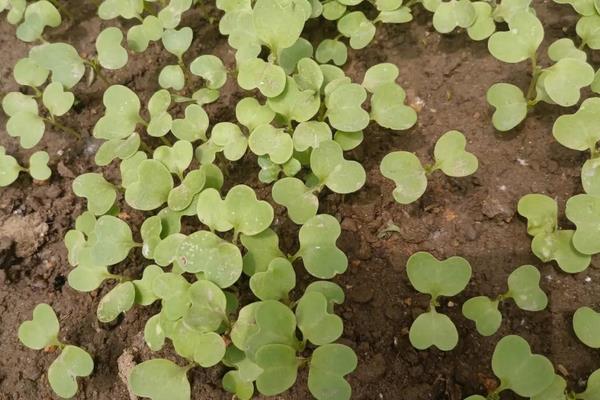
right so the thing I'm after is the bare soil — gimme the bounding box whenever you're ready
[0,2,598,399]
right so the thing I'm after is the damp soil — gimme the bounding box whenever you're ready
[1,2,599,399]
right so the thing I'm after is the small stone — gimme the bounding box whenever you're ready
[349,283,374,304]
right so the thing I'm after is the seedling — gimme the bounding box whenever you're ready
[406,251,472,351]
[462,265,547,336]
[518,193,591,273]
[0,146,51,186]
[380,130,478,204]
[573,306,600,348]
[18,304,94,399]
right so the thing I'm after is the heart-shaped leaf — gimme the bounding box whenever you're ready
[488,11,543,63]
[308,344,357,400]
[296,291,343,345]
[573,306,600,348]
[127,15,163,52]
[553,97,600,154]
[97,0,143,19]
[168,169,206,211]
[315,39,348,66]
[409,309,459,351]
[297,214,347,279]
[380,151,428,204]
[467,2,495,41]
[133,265,164,306]
[531,230,591,273]
[153,140,193,177]
[255,344,299,396]
[267,77,321,123]
[548,38,587,62]
[97,281,136,323]
[433,130,479,177]
[486,83,528,131]
[272,177,319,224]
[240,228,284,275]
[190,54,227,89]
[13,57,48,87]
[252,0,306,52]
[582,157,600,195]
[543,58,594,107]
[196,185,274,236]
[406,251,472,299]
[3,92,44,149]
[248,124,293,164]
[87,215,136,266]
[129,359,191,400]
[28,150,51,180]
[16,0,61,42]
[158,64,185,91]
[125,159,174,211]
[326,83,369,132]
[362,63,399,93]
[310,140,366,194]
[279,37,314,73]
[294,58,324,92]
[531,375,568,400]
[293,121,332,151]
[172,104,209,142]
[236,97,275,132]
[222,370,254,400]
[491,335,555,397]
[432,0,476,34]
[95,133,140,166]
[506,265,547,311]
[250,257,295,301]
[337,11,376,49]
[517,193,558,236]
[93,85,141,140]
[162,27,193,59]
[47,345,94,399]
[370,83,418,131]
[462,296,502,336]
[238,58,287,98]
[18,303,60,350]
[577,15,600,49]
[566,194,600,255]
[29,42,85,89]
[243,300,299,357]
[96,27,128,69]
[72,173,116,216]
[0,146,23,186]
[68,265,111,293]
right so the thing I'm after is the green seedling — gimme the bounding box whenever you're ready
[380,130,478,204]
[462,265,547,336]
[95,27,128,69]
[573,306,600,349]
[18,304,94,399]
[553,97,600,158]
[518,194,591,273]
[566,194,600,256]
[15,0,61,42]
[406,251,472,351]
[0,146,51,185]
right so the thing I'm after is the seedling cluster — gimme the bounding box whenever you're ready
[2,0,600,399]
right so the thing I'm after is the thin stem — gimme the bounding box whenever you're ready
[160,136,173,146]
[45,118,81,139]
[139,140,153,154]
[525,55,541,103]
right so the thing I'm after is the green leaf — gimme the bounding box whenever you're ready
[5,108,44,149]
[492,0,532,22]
[16,0,61,42]
[337,11,376,49]
[168,169,206,211]
[467,2,495,40]
[153,140,193,177]
[488,11,543,63]
[125,159,174,211]
[296,291,343,345]
[190,54,227,89]
[272,177,319,224]
[184,279,227,332]
[326,83,370,132]
[0,147,22,187]
[98,0,143,19]
[577,15,600,49]
[68,265,111,293]
[161,27,193,59]
[127,15,163,52]
[362,63,399,93]
[172,104,209,142]
[553,97,600,153]
[243,300,299,357]
[177,231,243,288]
[252,0,307,52]
[158,0,193,28]
[222,371,254,400]
[18,303,59,350]
[133,265,164,306]
[129,359,191,400]
[308,344,357,400]
[293,121,332,151]
[370,83,417,131]
[248,124,294,164]
[334,130,363,151]
[267,76,321,123]
[87,215,136,266]
[432,0,476,34]
[255,344,299,396]
[506,265,547,311]
[531,230,591,273]
[196,185,274,236]
[517,193,558,236]
[47,345,94,399]
[322,1,346,20]
[579,369,600,399]
[28,150,51,180]
[310,140,366,194]
[543,58,594,107]
[13,57,48,87]
[97,281,136,323]
[548,38,587,62]
[238,58,286,98]
[433,130,478,177]
[491,335,555,397]
[462,296,502,336]
[240,228,284,275]
[531,375,568,400]
[120,151,147,188]
[95,133,141,166]
[158,64,185,91]
[93,85,141,140]
[409,310,459,351]
[566,194,600,255]
[250,257,295,301]
[279,37,314,74]
[486,83,528,131]
[406,251,472,299]
[72,173,116,216]
[573,306,600,348]
[29,42,85,89]
[294,57,324,92]
[582,157,600,195]
[96,27,128,69]
[297,214,347,279]
[315,39,348,66]
[380,151,427,204]
[42,82,73,116]
[236,97,275,131]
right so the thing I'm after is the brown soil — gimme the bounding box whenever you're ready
[1,2,598,400]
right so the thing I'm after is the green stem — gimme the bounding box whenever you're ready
[139,140,153,153]
[45,118,81,139]
[525,55,542,103]
[160,136,173,146]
